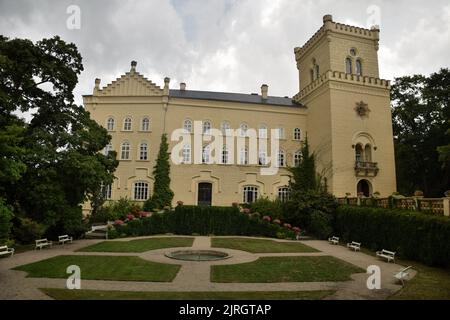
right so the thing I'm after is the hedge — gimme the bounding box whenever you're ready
[334,206,450,267]
[114,205,285,238]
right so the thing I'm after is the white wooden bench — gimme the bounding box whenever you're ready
[0,245,14,257]
[328,236,339,245]
[394,266,413,285]
[376,249,396,263]
[35,238,53,250]
[346,241,361,252]
[58,235,73,245]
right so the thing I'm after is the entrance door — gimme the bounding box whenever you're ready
[198,183,212,206]
[357,180,371,197]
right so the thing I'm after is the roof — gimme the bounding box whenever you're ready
[169,89,303,107]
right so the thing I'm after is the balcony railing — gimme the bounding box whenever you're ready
[355,161,379,177]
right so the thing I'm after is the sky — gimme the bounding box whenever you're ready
[1,0,449,107]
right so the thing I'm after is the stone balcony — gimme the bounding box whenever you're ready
[355,161,379,177]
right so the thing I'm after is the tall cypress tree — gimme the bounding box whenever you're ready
[289,135,317,192]
[144,134,174,210]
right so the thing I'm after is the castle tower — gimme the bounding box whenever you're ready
[294,15,396,197]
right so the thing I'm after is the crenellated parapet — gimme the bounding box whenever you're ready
[294,15,380,60]
[293,70,390,102]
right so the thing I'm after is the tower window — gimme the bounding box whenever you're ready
[346,58,353,74]
[356,59,363,76]
[315,64,320,79]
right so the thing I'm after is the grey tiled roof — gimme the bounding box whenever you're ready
[169,89,303,107]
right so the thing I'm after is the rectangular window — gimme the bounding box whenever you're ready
[134,182,149,200]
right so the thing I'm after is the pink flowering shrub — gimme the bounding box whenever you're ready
[263,216,272,222]
[126,214,135,221]
[283,223,292,229]
[114,220,124,226]
[292,227,301,234]
[139,211,151,218]
[273,219,281,225]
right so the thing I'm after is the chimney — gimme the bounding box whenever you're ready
[130,60,137,72]
[164,77,170,95]
[180,82,186,91]
[94,78,101,95]
[261,84,268,100]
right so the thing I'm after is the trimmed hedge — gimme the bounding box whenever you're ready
[334,206,450,267]
[115,206,284,238]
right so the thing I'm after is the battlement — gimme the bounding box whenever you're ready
[293,70,390,101]
[294,15,380,59]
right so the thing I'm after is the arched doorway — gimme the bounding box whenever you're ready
[357,180,372,197]
[198,183,212,206]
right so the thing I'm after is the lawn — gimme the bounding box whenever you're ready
[211,256,364,283]
[78,237,194,253]
[14,255,180,282]
[211,237,318,253]
[41,288,335,300]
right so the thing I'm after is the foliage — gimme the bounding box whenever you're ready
[249,197,283,219]
[12,218,47,244]
[391,69,450,197]
[0,35,118,237]
[0,198,14,242]
[309,210,333,240]
[144,134,174,210]
[289,135,317,192]
[114,206,286,238]
[333,206,450,267]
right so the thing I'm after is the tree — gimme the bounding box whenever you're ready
[0,35,118,237]
[144,134,174,210]
[289,135,317,192]
[391,69,450,197]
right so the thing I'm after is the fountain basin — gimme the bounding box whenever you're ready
[165,250,231,261]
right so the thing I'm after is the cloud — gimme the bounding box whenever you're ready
[1,0,449,110]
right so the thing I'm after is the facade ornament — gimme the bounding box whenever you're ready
[355,101,370,118]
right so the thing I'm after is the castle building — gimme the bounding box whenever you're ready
[83,15,396,208]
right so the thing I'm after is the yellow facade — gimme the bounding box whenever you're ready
[83,15,396,208]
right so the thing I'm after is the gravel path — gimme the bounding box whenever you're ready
[0,236,415,300]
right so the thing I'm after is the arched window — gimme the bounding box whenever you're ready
[293,128,301,141]
[356,59,363,76]
[239,147,249,165]
[315,64,320,79]
[184,119,193,133]
[104,143,113,156]
[278,149,285,167]
[310,69,314,82]
[294,150,302,167]
[364,144,372,162]
[182,144,191,164]
[202,145,211,164]
[346,58,353,74]
[240,123,248,137]
[203,121,211,135]
[278,187,290,202]
[123,117,132,131]
[259,124,268,139]
[141,118,150,131]
[107,118,115,131]
[355,144,363,163]
[243,186,259,203]
[139,143,148,161]
[134,182,149,200]
[221,121,231,136]
[222,145,229,164]
[121,142,130,160]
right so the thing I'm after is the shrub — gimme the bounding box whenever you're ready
[249,197,283,219]
[110,198,137,219]
[0,199,14,243]
[334,206,450,267]
[309,210,333,240]
[12,218,47,244]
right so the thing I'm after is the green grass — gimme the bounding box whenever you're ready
[78,237,194,253]
[14,255,180,282]
[41,288,335,300]
[211,237,318,253]
[211,256,364,283]
[389,261,450,300]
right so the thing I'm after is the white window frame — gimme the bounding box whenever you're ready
[139,142,148,161]
[121,142,131,160]
[278,149,285,167]
[259,125,268,139]
[203,120,212,135]
[221,145,229,164]
[243,186,259,204]
[104,143,113,156]
[202,145,211,164]
[184,119,193,133]
[278,187,290,202]
[106,117,115,131]
[294,150,302,167]
[134,182,149,200]
[239,147,249,165]
[141,117,150,131]
[182,144,191,164]
[240,123,248,137]
[123,117,132,131]
[221,121,231,136]
[293,128,301,141]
